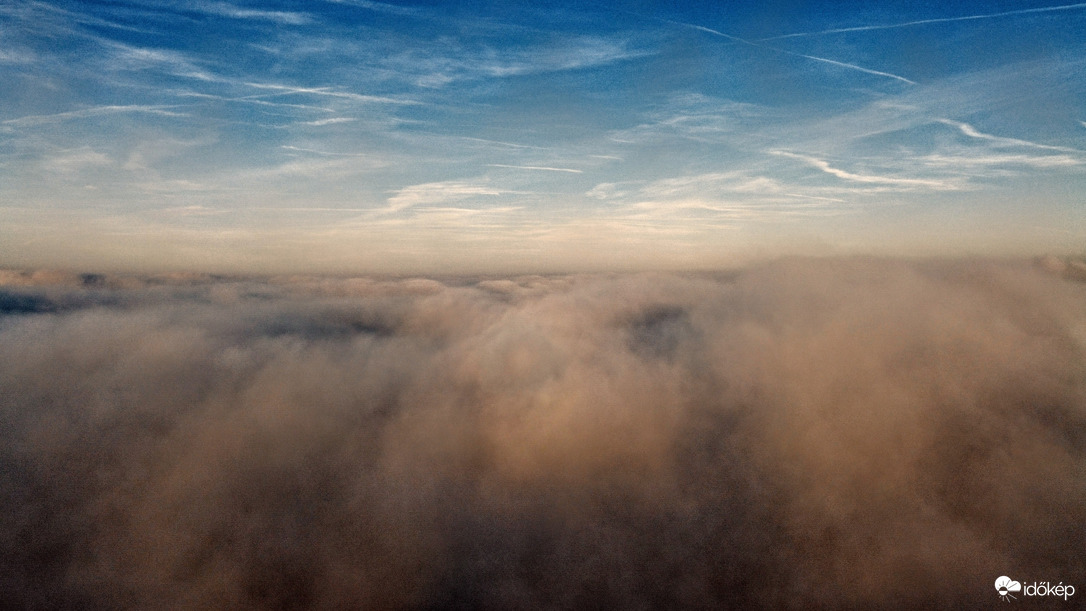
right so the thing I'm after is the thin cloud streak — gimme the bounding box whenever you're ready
[761,2,1086,40]
[663,19,915,84]
[2,105,188,128]
[920,153,1082,169]
[939,119,1084,153]
[772,151,956,189]
[461,137,550,150]
[280,145,369,157]
[192,2,312,25]
[385,180,511,212]
[783,51,916,85]
[241,82,420,105]
[299,117,358,126]
[487,164,584,173]
[320,0,427,17]
[395,36,651,88]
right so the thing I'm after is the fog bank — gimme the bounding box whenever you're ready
[1,258,1084,609]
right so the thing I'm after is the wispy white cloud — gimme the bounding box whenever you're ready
[386,180,510,212]
[508,37,649,74]
[319,0,425,17]
[782,193,849,203]
[0,47,36,64]
[487,164,583,174]
[280,145,368,157]
[662,18,915,84]
[3,0,160,36]
[637,172,747,198]
[134,179,219,194]
[122,136,215,173]
[87,37,418,110]
[591,171,857,224]
[410,206,524,220]
[299,117,358,126]
[460,137,549,150]
[623,197,850,223]
[771,151,957,189]
[780,51,915,85]
[761,3,1086,41]
[243,206,372,213]
[586,182,634,200]
[3,105,187,128]
[238,155,389,181]
[919,153,1082,169]
[191,2,312,25]
[40,147,113,174]
[105,42,217,81]
[158,204,225,217]
[938,119,1083,153]
[607,94,769,145]
[176,91,335,113]
[241,82,419,105]
[392,36,650,88]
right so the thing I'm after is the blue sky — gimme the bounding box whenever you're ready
[1,0,1084,273]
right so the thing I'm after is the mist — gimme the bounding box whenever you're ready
[1,258,1084,609]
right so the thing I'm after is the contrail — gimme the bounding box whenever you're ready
[760,2,1086,41]
[781,50,915,85]
[665,19,915,85]
[600,6,914,85]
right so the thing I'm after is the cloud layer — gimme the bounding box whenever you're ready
[1,258,1084,608]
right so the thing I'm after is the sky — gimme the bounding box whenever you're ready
[1,0,1084,274]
